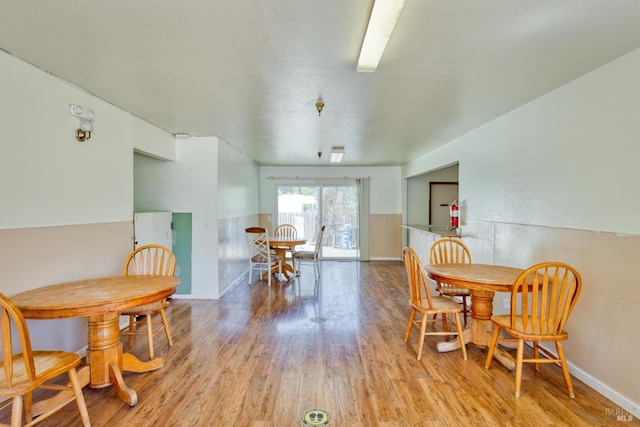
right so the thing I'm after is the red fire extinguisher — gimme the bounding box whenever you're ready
[450,200,459,228]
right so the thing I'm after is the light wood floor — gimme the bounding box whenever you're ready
[3,260,637,426]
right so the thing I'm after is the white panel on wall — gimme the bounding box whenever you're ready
[134,212,172,248]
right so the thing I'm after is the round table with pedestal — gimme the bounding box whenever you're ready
[425,263,524,370]
[11,275,179,407]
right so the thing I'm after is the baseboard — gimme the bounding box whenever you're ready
[533,343,639,417]
[369,257,402,261]
[568,361,639,418]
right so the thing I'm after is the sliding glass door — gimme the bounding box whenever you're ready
[276,184,359,259]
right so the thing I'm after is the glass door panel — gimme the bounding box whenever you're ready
[276,184,358,259]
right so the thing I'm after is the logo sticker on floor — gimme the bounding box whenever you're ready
[301,408,331,426]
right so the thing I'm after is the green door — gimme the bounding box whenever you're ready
[172,213,192,295]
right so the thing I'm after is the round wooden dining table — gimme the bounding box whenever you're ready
[425,263,524,370]
[269,236,307,279]
[11,275,179,407]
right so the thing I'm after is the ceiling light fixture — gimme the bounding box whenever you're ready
[357,0,407,72]
[69,104,95,142]
[330,147,345,163]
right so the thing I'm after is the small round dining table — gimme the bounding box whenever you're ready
[268,236,307,279]
[11,275,179,407]
[424,263,524,370]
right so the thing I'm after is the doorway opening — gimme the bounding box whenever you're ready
[429,182,459,226]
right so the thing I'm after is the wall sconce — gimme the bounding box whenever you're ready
[316,100,324,116]
[330,146,344,163]
[69,104,95,142]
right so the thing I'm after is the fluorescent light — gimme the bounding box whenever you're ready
[357,0,407,72]
[330,147,345,163]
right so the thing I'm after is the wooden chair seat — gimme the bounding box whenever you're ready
[120,300,166,316]
[250,254,281,264]
[410,295,466,314]
[0,292,91,426]
[292,251,315,260]
[0,352,82,396]
[438,286,471,296]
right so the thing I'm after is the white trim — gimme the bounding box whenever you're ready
[568,361,639,418]
[532,343,640,417]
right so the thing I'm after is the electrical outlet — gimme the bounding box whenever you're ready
[502,298,510,309]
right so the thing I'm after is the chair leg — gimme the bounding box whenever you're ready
[313,259,319,279]
[485,325,501,369]
[128,315,135,345]
[23,391,32,423]
[146,315,155,359]
[556,341,575,398]
[462,296,468,326]
[404,308,416,342]
[160,307,173,346]
[453,312,467,360]
[68,367,91,426]
[533,341,540,371]
[416,313,428,361]
[11,396,22,427]
[248,265,253,285]
[441,312,448,334]
[514,338,525,398]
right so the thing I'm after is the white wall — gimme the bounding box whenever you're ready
[403,48,640,416]
[0,50,173,229]
[217,138,260,295]
[406,49,640,235]
[134,137,218,298]
[0,49,176,353]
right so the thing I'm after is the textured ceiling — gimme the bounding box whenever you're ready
[1,1,640,166]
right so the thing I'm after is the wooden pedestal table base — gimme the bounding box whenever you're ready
[425,263,525,371]
[85,312,164,406]
[268,237,307,280]
[435,290,515,370]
